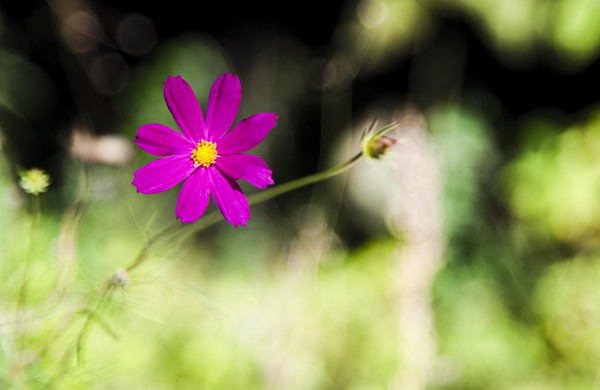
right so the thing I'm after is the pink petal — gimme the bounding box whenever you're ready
[216,154,274,189]
[176,169,210,223]
[132,155,194,194]
[218,113,278,154]
[135,123,195,156]
[164,75,206,142]
[205,73,241,141]
[208,167,250,227]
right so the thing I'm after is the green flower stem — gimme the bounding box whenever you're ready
[74,282,116,364]
[125,150,364,272]
[50,281,116,386]
[247,151,363,206]
[67,148,368,375]
[17,195,42,311]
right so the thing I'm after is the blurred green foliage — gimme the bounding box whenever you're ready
[505,109,600,244]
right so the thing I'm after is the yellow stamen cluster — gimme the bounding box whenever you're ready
[191,140,218,167]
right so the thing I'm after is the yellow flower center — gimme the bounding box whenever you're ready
[191,140,218,167]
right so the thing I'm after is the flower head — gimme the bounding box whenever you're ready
[19,168,51,195]
[132,74,277,227]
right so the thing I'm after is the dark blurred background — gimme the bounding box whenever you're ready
[3,0,600,180]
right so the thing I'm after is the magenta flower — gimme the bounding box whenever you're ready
[132,73,277,227]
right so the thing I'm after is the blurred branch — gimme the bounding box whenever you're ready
[389,109,444,390]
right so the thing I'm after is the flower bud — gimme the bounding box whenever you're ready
[363,134,397,159]
[360,119,398,159]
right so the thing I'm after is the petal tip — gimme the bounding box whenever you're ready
[177,214,197,224]
[164,74,187,90]
[166,74,181,82]
[229,217,248,228]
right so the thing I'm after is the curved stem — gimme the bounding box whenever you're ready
[74,282,116,364]
[125,151,364,272]
[247,151,363,205]
[125,223,181,272]
[66,149,365,377]
[17,196,41,311]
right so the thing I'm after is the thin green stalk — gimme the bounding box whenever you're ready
[46,281,116,388]
[125,150,364,272]
[17,195,41,311]
[124,223,182,272]
[74,282,116,364]
[247,151,363,205]
[65,148,366,377]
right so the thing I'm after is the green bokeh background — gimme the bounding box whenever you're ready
[2,0,600,388]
